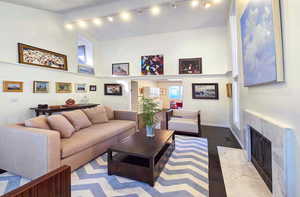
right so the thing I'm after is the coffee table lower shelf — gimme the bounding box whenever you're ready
[108,140,175,186]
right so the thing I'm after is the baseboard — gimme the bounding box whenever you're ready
[202,123,230,128]
[229,126,244,149]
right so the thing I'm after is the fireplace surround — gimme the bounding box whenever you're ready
[244,110,293,197]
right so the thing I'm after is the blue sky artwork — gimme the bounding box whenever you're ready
[241,0,277,86]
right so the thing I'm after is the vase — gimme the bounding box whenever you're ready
[146,125,155,137]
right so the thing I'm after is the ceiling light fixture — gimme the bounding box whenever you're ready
[93,18,102,26]
[150,5,161,16]
[191,0,200,8]
[65,24,73,30]
[213,0,222,4]
[120,11,131,21]
[77,20,87,29]
[204,2,212,8]
[107,16,114,22]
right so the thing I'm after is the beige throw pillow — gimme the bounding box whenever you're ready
[48,115,75,138]
[25,115,50,130]
[104,106,114,120]
[83,106,108,124]
[62,110,92,131]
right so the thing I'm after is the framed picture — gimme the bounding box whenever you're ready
[240,0,284,86]
[179,58,202,74]
[56,82,72,93]
[18,43,68,71]
[226,83,232,98]
[75,84,87,93]
[112,63,129,76]
[33,81,49,93]
[104,84,122,96]
[3,81,23,92]
[89,85,97,92]
[192,83,219,100]
[141,55,164,75]
[78,65,95,75]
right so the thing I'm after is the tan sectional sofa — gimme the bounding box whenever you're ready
[0,109,137,179]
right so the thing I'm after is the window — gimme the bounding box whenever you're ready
[77,35,93,67]
[168,86,183,100]
[78,45,87,65]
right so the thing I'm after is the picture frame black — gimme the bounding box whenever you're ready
[89,85,97,92]
[104,84,122,96]
[179,58,202,74]
[112,63,129,76]
[192,83,219,100]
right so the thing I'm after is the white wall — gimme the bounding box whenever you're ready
[96,26,230,76]
[96,27,231,127]
[231,0,299,196]
[0,2,101,125]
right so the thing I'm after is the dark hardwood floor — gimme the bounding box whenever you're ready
[200,125,242,197]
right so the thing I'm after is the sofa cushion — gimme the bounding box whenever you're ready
[62,110,92,131]
[61,120,136,158]
[48,115,75,138]
[25,115,50,130]
[83,106,108,124]
[104,106,114,120]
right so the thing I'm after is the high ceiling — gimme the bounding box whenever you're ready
[2,0,230,41]
[0,0,121,12]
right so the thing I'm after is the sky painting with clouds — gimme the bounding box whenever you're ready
[240,0,277,86]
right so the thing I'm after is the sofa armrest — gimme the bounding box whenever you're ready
[0,125,61,179]
[114,111,138,122]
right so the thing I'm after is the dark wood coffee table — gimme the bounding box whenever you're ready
[107,129,175,186]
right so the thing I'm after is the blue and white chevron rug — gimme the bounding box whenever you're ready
[0,135,209,197]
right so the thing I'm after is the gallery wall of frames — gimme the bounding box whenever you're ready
[2,80,97,94]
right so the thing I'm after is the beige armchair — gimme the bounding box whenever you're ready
[166,109,201,137]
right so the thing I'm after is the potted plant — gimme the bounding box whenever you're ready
[141,96,160,137]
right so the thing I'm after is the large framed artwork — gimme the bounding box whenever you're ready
[141,55,164,75]
[112,63,129,76]
[192,83,219,100]
[18,43,68,71]
[240,0,284,86]
[56,82,72,93]
[179,58,202,74]
[104,84,122,96]
[3,81,23,92]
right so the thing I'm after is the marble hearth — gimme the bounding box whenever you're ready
[244,110,293,197]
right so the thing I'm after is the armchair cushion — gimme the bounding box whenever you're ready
[168,118,198,133]
[173,109,198,119]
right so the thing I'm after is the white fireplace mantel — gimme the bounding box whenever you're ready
[244,109,293,197]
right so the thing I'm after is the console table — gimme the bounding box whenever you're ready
[30,103,99,116]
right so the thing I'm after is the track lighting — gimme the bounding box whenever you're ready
[150,6,161,16]
[120,11,131,21]
[93,18,102,26]
[191,0,200,8]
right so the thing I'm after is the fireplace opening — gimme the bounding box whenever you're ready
[250,127,272,192]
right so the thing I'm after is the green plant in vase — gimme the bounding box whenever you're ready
[141,96,160,137]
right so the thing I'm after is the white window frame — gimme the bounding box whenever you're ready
[230,0,241,129]
[77,35,94,67]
